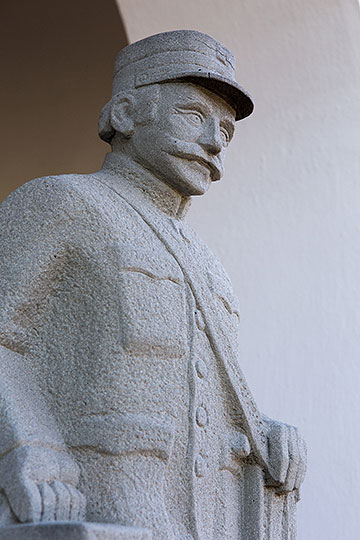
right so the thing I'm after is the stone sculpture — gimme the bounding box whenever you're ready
[0,30,306,539]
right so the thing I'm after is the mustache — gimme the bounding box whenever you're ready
[167,142,223,181]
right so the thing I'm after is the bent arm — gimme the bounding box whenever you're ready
[0,178,90,523]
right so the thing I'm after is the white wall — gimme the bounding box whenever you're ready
[117,1,360,538]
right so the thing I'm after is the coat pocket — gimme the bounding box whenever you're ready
[68,413,175,461]
[118,269,187,357]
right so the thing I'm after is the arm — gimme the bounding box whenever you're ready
[0,178,87,524]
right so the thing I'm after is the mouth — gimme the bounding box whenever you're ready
[190,156,221,181]
[172,152,222,181]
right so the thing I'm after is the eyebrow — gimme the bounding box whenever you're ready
[174,99,211,116]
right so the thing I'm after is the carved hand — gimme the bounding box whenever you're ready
[263,417,307,494]
[0,445,86,523]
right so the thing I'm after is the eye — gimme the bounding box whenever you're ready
[185,110,203,126]
[175,107,204,126]
[220,128,230,146]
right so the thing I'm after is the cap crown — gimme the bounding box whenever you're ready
[98,30,254,142]
[112,30,236,94]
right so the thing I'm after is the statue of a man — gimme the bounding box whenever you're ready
[0,31,306,539]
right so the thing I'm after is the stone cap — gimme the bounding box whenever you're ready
[99,30,254,142]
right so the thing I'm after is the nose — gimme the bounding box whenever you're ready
[198,118,223,155]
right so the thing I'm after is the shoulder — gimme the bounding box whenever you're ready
[1,172,111,220]
[0,172,158,272]
[0,171,134,240]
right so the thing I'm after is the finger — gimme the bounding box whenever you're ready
[78,490,87,521]
[50,481,71,521]
[38,483,56,522]
[294,436,307,489]
[5,477,41,523]
[66,484,80,521]
[268,422,289,484]
[66,484,86,521]
[0,492,18,525]
[281,427,300,493]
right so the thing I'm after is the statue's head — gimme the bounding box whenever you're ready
[99,30,254,196]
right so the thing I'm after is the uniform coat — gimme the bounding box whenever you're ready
[0,154,295,539]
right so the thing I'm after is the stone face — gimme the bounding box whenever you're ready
[0,30,306,539]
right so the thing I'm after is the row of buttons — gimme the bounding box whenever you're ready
[194,455,206,478]
[195,358,207,379]
[196,406,207,428]
[194,309,208,478]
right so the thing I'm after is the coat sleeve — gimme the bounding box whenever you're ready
[0,345,66,454]
[0,175,102,453]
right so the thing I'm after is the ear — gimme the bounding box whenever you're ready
[110,94,136,139]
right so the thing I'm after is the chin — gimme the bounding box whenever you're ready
[190,179,212,196]
[170,164,213,196]
[171,175,212,196]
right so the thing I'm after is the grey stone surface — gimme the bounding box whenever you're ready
[0,523,151,540]
[0,30,306,539]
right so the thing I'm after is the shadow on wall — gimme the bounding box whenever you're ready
[1,0,128,202]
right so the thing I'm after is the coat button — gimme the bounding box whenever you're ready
[196,406,208,427]
[195,358,207,379]
[232,433,251,458]
[194,455,206,478]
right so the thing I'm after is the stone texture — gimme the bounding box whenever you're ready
[0,30,306,539]
[0,523,151,540]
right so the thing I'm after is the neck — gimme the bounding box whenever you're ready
[101,151,191,220]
